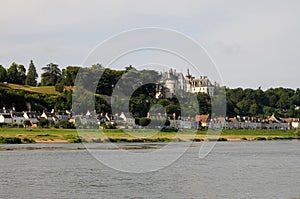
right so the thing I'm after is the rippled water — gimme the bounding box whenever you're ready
[0,141,299,199]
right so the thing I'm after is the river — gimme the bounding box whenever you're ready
[0,141,299,199]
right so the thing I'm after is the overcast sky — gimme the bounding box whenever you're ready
[0,0,299,89]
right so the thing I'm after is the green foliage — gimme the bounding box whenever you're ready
[101,122,117,129]
[226,87,300,118]
[41,63,61,86]
[161,127,178,132]
[0,136,22,144]
[25,60,38,86]
[0,65,7,82]
[22,137,36,143]
[38,119,50,128]
[135,118,170,128]
[138,117,151,126]
[54,120,76,129]
[55,82,64,92]
[7,62,26,84]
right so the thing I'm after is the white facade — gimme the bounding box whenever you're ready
[0,114,13,124]
[156,68,214,98]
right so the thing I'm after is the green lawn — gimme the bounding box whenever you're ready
[1,83,61,95]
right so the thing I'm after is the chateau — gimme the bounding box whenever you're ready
[156,68,214,98]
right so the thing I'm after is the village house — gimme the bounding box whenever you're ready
[0,113,12,124]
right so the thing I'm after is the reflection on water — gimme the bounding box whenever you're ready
[0,141,299,198]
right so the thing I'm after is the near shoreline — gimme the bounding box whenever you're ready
[0,128,299,144]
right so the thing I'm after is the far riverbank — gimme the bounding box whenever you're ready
[0,128,299,144]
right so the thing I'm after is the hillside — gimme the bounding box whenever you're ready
[0,83,72,112]
[0,83,60,95]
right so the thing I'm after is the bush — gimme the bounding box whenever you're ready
[161,127,178,132]
[23,120,32,127]
[54,120,76,129]
[135,118,170,127]
[0,136,22,144]
[101,122,117,129]
[38,119,50,128]
[22,137,36,143]
[139,118,151,126]
[55,82,64,93]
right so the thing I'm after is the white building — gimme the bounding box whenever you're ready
[0,113,12,124]
[156,68,214,98]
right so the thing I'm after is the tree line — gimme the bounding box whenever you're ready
[0,62,299,118]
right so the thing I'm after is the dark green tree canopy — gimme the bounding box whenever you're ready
[25,60,38,86]
[0,65,7,82]
[7,62,26,84]
[41,63,61,86]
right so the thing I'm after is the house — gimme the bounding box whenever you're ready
[0,113,13,124]
[23,112,38,126]
[12,112,25,124]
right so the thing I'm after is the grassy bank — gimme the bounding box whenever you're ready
[0,128,299,144]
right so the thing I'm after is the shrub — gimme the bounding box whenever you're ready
[0,136,22,144]
[54,120,76,129]
[139,118,151,126]
[22,137,36,143]
[101,122,117,129]
[38,119,50,128]
[135,118,170,128]
[161,127,178,132]
[23,120,32,128]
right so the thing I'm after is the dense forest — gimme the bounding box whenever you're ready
[0,61,300,118]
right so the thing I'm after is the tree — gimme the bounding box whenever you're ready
[7,62,19,83]
[0,65,7,82]
[7,62,26,84]
[41,63,61,86]
[249,103,258,116]
[25,60,38,86]
[17,64,26,84]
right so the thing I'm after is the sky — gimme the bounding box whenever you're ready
[0,0,299,89]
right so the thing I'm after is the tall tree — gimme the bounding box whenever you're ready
[17,65,26,84]
[0,65,7,82]
[7,62,18,83]
[41,63,61,86]
[7,62,26,84]
[25,60,38,86]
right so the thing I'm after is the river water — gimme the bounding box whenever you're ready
[0,141,299,199]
